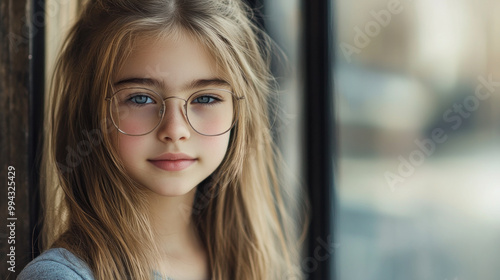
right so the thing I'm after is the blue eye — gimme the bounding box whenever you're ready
[129,95,154,105]
[192,95,220,104]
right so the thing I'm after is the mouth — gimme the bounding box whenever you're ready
[148,153,197,171]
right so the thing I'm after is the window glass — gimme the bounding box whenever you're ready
[264,0,304,202]
[335,1,500,279]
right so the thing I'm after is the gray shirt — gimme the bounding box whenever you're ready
[18,248,174,279]
[17,248,94,280]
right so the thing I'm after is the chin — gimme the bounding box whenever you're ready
[145,183,198,197]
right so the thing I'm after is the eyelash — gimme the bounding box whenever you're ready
[118,86,229,109]
[127,94,156,106]
[191,95,223,105]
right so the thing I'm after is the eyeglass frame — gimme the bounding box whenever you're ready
[105,86,245,137]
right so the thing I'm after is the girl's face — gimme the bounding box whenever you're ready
[111,33,231,197]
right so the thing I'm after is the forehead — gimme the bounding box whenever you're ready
[114,32,226,92]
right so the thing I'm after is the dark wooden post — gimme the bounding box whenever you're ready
[303,0,335,279]
[1,0,44,278]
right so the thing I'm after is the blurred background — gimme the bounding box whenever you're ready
[334,0,500,280]
[255,0,500,279]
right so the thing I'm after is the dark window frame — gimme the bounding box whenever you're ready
[303,0,335,279]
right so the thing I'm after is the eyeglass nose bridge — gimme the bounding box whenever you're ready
[158,96,189,119]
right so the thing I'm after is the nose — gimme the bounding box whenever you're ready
[156,97,191,142]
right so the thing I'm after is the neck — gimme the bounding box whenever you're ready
[147,188,202,256]
[147,188,210,279]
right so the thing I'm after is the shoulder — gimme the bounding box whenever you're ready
[18,248,94,280]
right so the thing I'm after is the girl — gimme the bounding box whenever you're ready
[19,0,306,279]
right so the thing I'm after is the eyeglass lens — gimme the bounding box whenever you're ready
[109,87,236,136]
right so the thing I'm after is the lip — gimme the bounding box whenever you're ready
[148,153,196,171]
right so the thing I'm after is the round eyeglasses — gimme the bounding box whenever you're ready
[105,87,244,136]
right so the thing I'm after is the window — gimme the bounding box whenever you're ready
[336,1,500,279]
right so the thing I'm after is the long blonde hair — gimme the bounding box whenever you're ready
[42,0,306,279]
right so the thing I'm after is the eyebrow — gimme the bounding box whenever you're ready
[113,77,231,92]
[185,78,231,91]
[113,78,164,88]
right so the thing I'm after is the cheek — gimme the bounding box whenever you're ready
[115,134,146,164]
[200,134,231,162]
